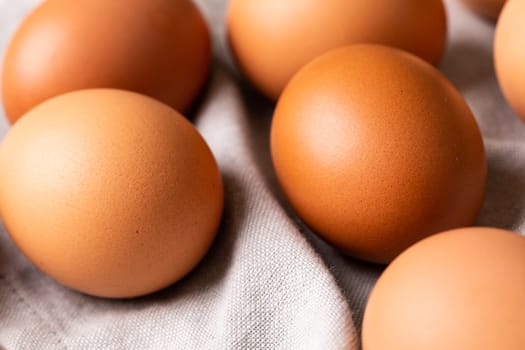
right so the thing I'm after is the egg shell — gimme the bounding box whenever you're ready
[2,0,211,123]
[461,0,506,20]
[227,0,447,100]
[0,89,223,298]
[494,0,525,123]
[362,227,525,350]
[271,44,487,264]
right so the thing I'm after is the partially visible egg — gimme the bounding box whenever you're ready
[2,0,211,123]
[362,227,525,350]
[0,89,223,298]
[494,0,525,123]
[227,0,447,100]
[271,45,487,264]
[460,0,506,20]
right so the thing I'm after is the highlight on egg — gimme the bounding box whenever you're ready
[0,89,224,299]
[2,0,211,124]
[271,44,487,264]
[362,227,525,350]
[227,0,447,100]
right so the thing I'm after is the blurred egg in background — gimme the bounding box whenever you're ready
[494,0,525,123]
[227,0,447,100]
[363,227,525,350]
[2,0,211,123]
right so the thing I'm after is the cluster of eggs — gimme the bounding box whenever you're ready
[0,0,224,299]
[1,0,524,348]
[228,0,525,348]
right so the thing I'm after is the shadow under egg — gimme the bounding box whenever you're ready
[440,39,495,93]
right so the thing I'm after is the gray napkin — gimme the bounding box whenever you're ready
[0,0,523,349]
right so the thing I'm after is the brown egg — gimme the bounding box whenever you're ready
[227,0,447,100]
[2,0,210,123]
[494,0,525,123]
[0,89,223,298]
[461,0,506,20]
[271,45,487,264]
[362,227,525,350]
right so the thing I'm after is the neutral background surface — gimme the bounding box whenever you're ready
[1,0,524,349]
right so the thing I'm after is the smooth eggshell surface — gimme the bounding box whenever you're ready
[271,45,487,264]
[494,0,525,123]
[227,0,447,100]
[0,89,223,298]
[461,0,506,20]
[362,227,525,350]
[2,0,211,123]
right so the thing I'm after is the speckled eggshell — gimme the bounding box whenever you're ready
[271,44,487,264]
[0,89,224,298]
[227,0,447,100]
[461,0,506,20]
[362,227,525,350]
[494,0,525,123]
[2,0,211,123]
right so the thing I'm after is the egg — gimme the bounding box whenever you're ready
[0,89,223,298]
[227,0,447,100]
[271,45,487,264]
[2,0,210,124]
[494,0,525,123]
[362,227,525,350]
[460,0,506,20]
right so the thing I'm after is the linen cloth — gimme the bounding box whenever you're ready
[0,0,524,349]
